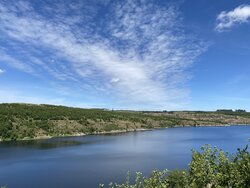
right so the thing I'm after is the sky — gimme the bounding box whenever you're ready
[0,0,250,111]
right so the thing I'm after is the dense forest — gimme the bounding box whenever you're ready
[100,145,250,188]
[1,103,250,141]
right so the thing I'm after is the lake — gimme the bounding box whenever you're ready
[0,126,249,188]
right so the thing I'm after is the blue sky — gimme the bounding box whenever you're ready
[0,0,250,111]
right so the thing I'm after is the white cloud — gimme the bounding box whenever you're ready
[0,68,5,74]
[0,0,206,110]
[110,78,120,84]
[215,4,250,32]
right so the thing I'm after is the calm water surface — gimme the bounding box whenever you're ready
[0,126,250,188]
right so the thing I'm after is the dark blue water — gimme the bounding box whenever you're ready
[0,126,249,188]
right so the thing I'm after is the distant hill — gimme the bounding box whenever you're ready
[0,103,250,141]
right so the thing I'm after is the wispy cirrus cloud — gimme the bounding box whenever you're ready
[0,0,206,110]
[215,4,250,32]
[0,51,35,74]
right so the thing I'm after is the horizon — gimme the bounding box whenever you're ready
[1,0,250,111]
[0,102,248,113]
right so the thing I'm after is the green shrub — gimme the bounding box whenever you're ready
[166,170,188,188]
[101,144,250,188]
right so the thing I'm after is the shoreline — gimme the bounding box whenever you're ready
[0,124,249,142]
[0,128,152,142]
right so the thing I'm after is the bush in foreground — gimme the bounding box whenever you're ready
[100,145,250,188]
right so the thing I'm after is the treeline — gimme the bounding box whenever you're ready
[100,145,250,188]
[217,109,247,114]
[216,109,250,119]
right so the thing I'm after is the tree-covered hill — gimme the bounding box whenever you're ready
[0,103,250,141]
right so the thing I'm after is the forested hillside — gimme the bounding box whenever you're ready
[0,103,250,141]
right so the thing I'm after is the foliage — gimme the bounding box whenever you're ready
[100,145,250,188]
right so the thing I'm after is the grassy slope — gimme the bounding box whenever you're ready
[0,103,250,141]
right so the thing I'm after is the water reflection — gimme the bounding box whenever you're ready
[0,138,83,149]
